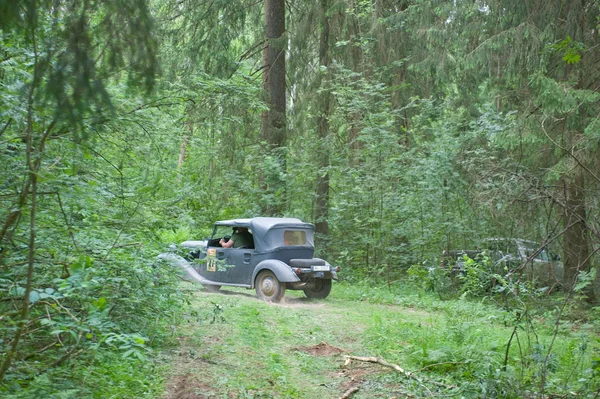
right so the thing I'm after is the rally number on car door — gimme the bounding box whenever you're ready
[207,248,217,272]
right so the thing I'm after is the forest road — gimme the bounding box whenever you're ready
[161,286,431,399]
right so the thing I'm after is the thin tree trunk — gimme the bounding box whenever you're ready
[178,136,187,166]
[563,173,590,291]
[348,112,362,166]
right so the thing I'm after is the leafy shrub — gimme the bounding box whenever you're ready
[459,253,497,297]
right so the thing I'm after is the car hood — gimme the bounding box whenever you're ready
[180,240,208,250]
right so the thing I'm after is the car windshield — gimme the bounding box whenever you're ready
[486,240,519,256]
[523,245,550,261]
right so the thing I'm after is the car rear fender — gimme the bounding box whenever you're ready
[252,259,300,287]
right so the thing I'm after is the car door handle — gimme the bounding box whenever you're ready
[243,253,251,263]
[217,252,225,260]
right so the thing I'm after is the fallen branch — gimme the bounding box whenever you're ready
[343,355,456,391]
[344,355,414,377]
[339,386,360,399]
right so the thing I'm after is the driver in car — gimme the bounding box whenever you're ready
[219,227,253,248]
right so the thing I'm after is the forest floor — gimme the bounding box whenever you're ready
[159,285,436,399]
[158,283,600,399]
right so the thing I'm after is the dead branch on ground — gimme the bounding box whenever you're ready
[339,386,360,399]
[345,355,414,377]
[343,355,456,391]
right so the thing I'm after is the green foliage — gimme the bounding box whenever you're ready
[2,0,600,396]
[0,3,188,393]
[158,227,193,244]
[209,301,226,324]
[592,336,600,390]
[459,253,496,297]
[550,36,584,65]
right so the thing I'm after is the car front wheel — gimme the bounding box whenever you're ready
[304,279,332,299]
[255,270,286,302]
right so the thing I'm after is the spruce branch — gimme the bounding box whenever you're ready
[540,115,600,184]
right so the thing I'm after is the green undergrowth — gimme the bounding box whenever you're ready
[3,352,169,399]
[160,280,600,398]
[1,265,192,399]
[336,280,599,396]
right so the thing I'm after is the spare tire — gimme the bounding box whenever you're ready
[289,258,326,267]
[304,279,332,299]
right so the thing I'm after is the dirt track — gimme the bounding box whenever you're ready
[161,287,431,399]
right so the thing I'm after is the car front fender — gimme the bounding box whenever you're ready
[157,253,217,285]
[252,259,300,287]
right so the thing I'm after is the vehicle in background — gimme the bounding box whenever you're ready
[441,238,564,288]
[440,250,485,273]
[158,217,338,302]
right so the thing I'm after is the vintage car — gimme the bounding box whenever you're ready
[158,217,338,302]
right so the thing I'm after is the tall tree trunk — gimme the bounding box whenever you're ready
[315,0,331,245]
[345,0,363,166]
[261,0,286,216]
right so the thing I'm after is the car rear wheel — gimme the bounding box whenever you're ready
[255,270,286,302]
[304,279,332,299]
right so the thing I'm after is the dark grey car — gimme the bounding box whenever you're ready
[159,217,338,302]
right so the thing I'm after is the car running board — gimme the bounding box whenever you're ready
[158,253,252,288]
[157,253,216,285]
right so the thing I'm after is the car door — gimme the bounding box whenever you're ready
[203,247,253,285]
[202,247,233,283]
[222,248,254,285]
[205,225,255,285]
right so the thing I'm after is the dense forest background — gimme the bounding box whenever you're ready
[1,0,600,397]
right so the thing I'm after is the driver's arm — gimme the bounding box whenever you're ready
[219,237,234,248]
